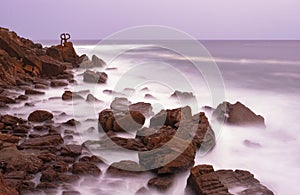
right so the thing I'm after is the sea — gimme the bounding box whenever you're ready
[4,40,300,194]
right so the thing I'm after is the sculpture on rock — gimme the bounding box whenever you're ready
[60,33,71,46]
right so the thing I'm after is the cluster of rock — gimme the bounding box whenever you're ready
[0,112,103,194]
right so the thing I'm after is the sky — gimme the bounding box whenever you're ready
[0,0,299,40]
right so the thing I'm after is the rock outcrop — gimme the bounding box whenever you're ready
[212,101,265,127]
[186,164,274,195]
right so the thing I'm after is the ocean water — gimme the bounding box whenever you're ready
[6,40,300,194]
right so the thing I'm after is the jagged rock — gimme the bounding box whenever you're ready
[150,106,192,128]
[0,114,25,125]
[91,54,106,67]
[46,42,78,64]
[148,176,174,191]
[110,97,131,112]
[86,94,102,102]
[212,101,265,127]
[79,155,104,164]
[18,134,63,150]
[71,162,101,176]
[186,164,274,195]
[95,136,147,151]
[50,80,68,87]
[171,90,195,100]
[0,95,16,104]
[0,172,19,195]
[129,102,153,117]
[61,144,82,157]
[107,160,143,176]
[83,70,107,83]
[62,91,84,101]
[28,110,53,122]
[98,109,145,133]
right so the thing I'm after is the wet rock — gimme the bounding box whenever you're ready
[5,154,43,174]
[0,172,19,195]
[0,133,21,143]
[79,155,104,164]
[212,101,265,127]
[39,55,66,76]
[35,83,49,89]
[107,160,143,176]
[37,152,57,162]
[113,111,146,132]
[86,94,102,102]
[1,114,25,125]
[144,93,157,100]
[148,176,174,191]
[17,94,28,100]
[0,95,16,104]
[36,182,59,189]
[24,102,34,107]
[150,106,192,128]
[25,89,45,95]
[40,168,58,182]
[92,54,106,67]
[129,102,154,117]
[62,91,84,101]
[139,136,197,174]
[110,97,131,112]
[19,134,63,150]
[46,42,78,63]
[187,164,274,195]
[62,119,80,126]
[50,80,68,87]
[58,174,80,183]
[97,136,147,151]
[28,110,53,122]
[3,171,26,180]
[83,70,108,83]
[71,162,101,176]
[171,90,195,100]
[98,109,115,132]
[61,144,82,157]
[0,102,8,109]
[62,190,81,195]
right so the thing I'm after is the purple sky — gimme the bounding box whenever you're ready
[1,0,299,40]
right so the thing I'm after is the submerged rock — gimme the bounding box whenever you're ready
[186,164,274,195]
[28,110,53,122]
[107,160,143,176]
[212,101,265,127]
[83,70,108,83]
[62,91,84,101]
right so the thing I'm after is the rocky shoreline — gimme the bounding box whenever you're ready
[0,27,273,195]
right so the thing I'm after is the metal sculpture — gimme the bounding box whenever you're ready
[60,33,71,46]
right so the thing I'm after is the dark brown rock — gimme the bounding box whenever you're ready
[148,176,174,191]
[0,172,19,195]
[62,119,80,126]
[62,91,84,101]
[0,95,16,104]
[72,162,101,176]
[213,101,265,127]
[28,110,53,122]
[61,144,82,157]
[19,134,63,150]
[50,80,68,87]
[187,164,274,195]
[150,106,192,128]
[25,89,45,95]
[83,70,108,83]
[107,160,143,176]
[79,155,104,164]
[129,102,154,117]
[0,114,25,125]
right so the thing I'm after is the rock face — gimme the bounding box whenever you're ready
[212,101,265,127]
[28,110,53,122]
[98,109,145,133]
[0,27,79,87]
[186,164,274,195]
[83,70,108,83]
[0,172,19,195]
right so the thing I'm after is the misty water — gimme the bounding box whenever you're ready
[4,41,300,194]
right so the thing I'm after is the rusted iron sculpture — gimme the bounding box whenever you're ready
[60,33,71,46]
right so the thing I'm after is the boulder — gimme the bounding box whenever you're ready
[47,42,78,63]
[83,70,108,83]
[150,106,192,128]
[50,80,68,87]
[186,164,274,195]
[71,162,101,176]
[107,160,144,176]
[28,110,53,122]
[91,54,106,67]
[62,91,84,101]
[148,176,174,191]
[0,95,16,104]
[61,144,82,157]
[212,101,265,127]
[25,89,45,95]
[129,102,154,117]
